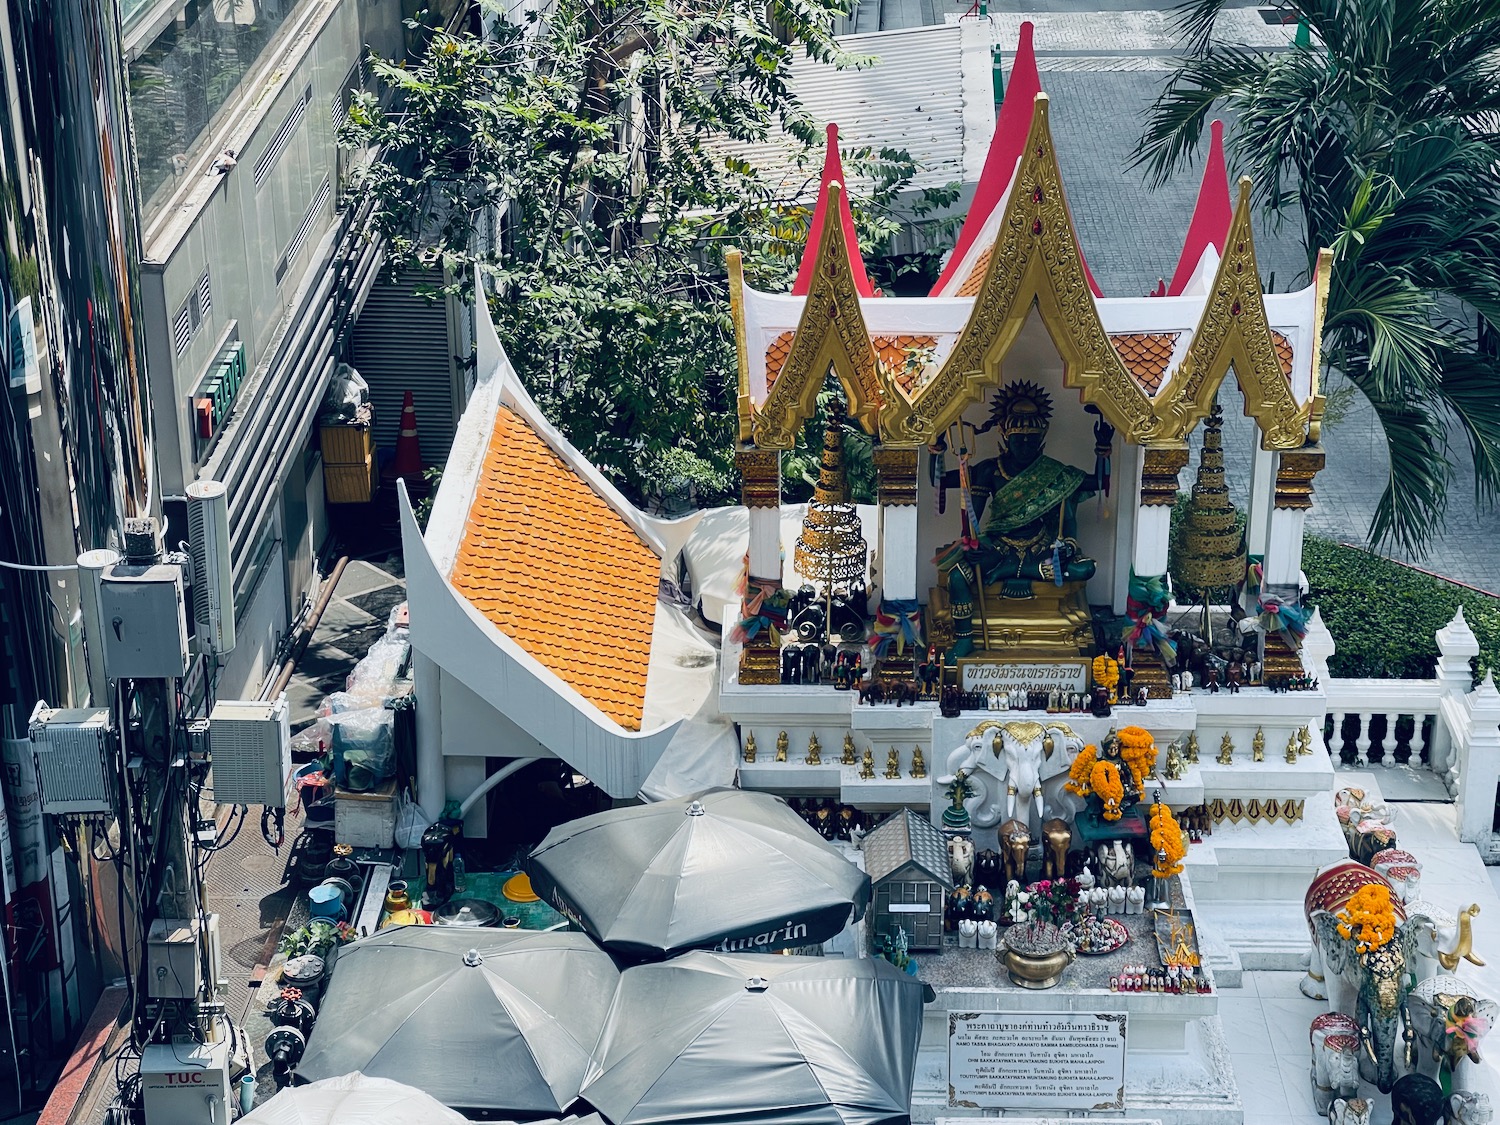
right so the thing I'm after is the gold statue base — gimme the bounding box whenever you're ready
[928,578,1092,657]
[738,642,781,685]
[1127,648,1174,700]
[875,654,916,682]
[1262,633,1305,679]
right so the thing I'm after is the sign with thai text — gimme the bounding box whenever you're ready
[957,659,1090,695]
[948,1011,1126,1109]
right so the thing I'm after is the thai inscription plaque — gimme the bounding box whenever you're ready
[948,1011,1127,1109]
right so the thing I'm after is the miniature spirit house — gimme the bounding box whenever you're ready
[863,807,952,950]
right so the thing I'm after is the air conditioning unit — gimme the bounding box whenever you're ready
[186,480,235,656]
[99,563,190,679]
[208,696,291,808]
[29,705,114,814]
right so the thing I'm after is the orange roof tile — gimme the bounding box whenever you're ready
[1110,332,1179,394]
[764,331,796,389]
[956,246,994,299]
[449,406,659,730]
[873,335,939,393]
[1271,330,1294,378]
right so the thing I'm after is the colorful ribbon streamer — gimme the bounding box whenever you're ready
[1124,572,1176,665]
[870,599,923,658]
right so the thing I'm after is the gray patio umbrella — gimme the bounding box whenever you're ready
[527,788,870,956]
[578,953,926,1125]
[295,927,618,1115]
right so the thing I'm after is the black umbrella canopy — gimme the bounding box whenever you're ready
[527,788,871,957]
[579,953,926,1125]
[296,927,618,1115]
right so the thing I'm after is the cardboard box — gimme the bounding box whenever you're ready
[325,454,377,504]
[320,423,375,465]
[334,778,397,849]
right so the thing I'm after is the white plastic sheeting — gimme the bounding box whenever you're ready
[241,1074,472,1124]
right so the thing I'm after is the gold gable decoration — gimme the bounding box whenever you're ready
[751,182,884,449]
[1154,179,1309,450]
[878,95,1160,447]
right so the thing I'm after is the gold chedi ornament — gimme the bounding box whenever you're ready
[1217,732,1234,765]
[743,733,757,763]
[1252,727,1265,763]
[859,747,876,780]
[791,398,868,644]
[910,747,927,779]
[841,732,857,766]
[1285,732,1299,764]
[805,733,822,766]
[1172,401,1248,631]
[885,747,902,779]
[1187,731,1200,764]
[775,731,788,763]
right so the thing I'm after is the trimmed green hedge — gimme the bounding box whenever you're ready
[1302,536,1500,680]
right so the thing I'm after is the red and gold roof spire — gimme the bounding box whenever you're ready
[792,122,877,298]
[1166,119,1233,296]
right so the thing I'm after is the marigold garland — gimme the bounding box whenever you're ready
[1092,654,1119,695]
[1116,726,1158,789]
[1150,803,1186,878]
[1090,759,1124,821]
[1065,745,1098,796]
[1335,883,1397,953]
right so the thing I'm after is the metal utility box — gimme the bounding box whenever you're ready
[147,915,221,1000]
[862,808,953,951]
[100,564,190,679]
[29,706,114,814]
[140,1037,231,1125]
[208,696,292,808]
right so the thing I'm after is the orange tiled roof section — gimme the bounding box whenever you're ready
[764,331,796,389]
[956,247,995,299]
[1110,332,1179,394]
[449,406,659,730]
[874,335,939,393]
[1271,330,1294,378]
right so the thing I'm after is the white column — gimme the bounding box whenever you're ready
[1456,675,1500,846]
[1353,713,1372,767]
[747,506,781,583]
[1263,505,1306,588]
[881,506,919,600]
[1132,506,1171,578]
[1245,440,1275,561]
[414,649,445,819]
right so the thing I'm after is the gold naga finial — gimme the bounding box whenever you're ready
[1437,904,1485,972]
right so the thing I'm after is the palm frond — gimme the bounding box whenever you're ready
[1436,344,1500,506]
[1130,47,1269,185]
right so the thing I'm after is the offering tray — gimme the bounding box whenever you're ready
[1152,908,1202,969]
[1075,915,1129,956]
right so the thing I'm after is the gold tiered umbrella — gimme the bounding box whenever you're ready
[1172,400,1247,640]
[793,397,868,643]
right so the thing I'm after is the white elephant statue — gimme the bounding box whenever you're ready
[1310,1012,1361,1114]
[1406,975,1500,1092]
[939,720,1083,834]
[1406,900,1485,981]
[958,919,978,949]
[1449,1091,1494,1125]
[1097,839,1134,889]
[1329,1097,1372,1125]
[948,835,975,887]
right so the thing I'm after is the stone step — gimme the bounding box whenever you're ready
[1194,897,1311,972]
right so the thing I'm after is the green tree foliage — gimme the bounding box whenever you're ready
[1135,0,1500,556]
[341,1,954,508]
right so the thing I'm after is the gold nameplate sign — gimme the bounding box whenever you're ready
[958,658,1090,695]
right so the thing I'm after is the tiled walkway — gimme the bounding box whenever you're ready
[1220,790,1500,1125]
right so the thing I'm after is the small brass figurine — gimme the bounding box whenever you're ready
[1251,726,1265,763]
[841,732,857,766]
[1217,732,1234,765]
[743,732,757,763]
[1285,731,1299,764]
[885,747,902,779]
[775,731,788,763]
[805,733,822,766]
[910,747,927,779]
[859,747,876,780]
[1186,731,1200,764]
[1298,725,1314,756]
[1163,738,1186,780]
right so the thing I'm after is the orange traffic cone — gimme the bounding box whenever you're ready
[391,390,423,480]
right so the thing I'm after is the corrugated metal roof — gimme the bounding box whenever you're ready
[716,24,991,201]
